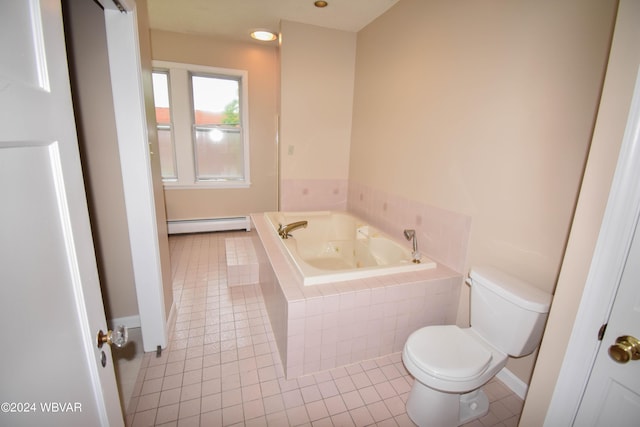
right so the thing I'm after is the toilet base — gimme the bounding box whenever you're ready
[459,389,489,424]
[406,381,490,427]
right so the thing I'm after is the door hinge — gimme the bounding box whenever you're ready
[598,323,608,341]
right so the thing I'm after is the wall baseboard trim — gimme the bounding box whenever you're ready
[167,217,251,234]
[108,315,141,330]
[496,367,528,399]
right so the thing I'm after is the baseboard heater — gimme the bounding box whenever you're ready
[167,216,251,234]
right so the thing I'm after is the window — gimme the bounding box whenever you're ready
[151,71,177,180]
[151,61,250,188]
[191,74,244,181]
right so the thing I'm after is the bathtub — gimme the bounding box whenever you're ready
[251,211,461,378]
[264,211,437,285]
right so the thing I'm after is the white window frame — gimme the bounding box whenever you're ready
[152,60,250,189]
[151,69,178,180]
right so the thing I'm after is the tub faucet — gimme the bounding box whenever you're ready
[404,229,421,263]
[278,221,308,239]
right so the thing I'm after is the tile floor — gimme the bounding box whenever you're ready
[114,327,145,406]
[124,231,523,426]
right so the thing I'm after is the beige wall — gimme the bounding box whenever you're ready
[279,21,356,181]
[150,30,279,220]
[521,1,640,423]
[64,0,139,321]
[350,0,617,383]
[279,21,356,210]
[136,0,173,321]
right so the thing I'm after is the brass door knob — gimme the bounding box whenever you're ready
[608,335,640,363]
[97,325,128,349]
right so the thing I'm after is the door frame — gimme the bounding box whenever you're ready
[544,66,640,424]
[98,0,168,352]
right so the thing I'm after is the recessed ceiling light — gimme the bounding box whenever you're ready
[250,30,278,42]
[314,1,328,8]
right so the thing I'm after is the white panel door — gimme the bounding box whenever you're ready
[0,1,123,426]
[574,217,640,426]
[572,60,640,426]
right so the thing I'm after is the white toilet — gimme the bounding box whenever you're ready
[402,266,552,426]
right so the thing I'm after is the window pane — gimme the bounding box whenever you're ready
[152,71,177,180]
[157,126,176,179]
[194,127,244,180]
[191,74,245,181]
[192,75,240,125]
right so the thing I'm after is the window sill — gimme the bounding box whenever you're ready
[163,181,251,190]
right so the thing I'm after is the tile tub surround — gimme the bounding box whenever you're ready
[348,181,472,273]
[279,179,471,273]
[250,213,462,379]
[280,178,349,212]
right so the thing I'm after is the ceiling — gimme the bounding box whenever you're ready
[146,0,399,44]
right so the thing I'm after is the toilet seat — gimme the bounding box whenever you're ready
[404,325,492,381]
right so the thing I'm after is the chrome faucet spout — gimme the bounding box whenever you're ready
[278,220,308,239]
[403,229,421,263]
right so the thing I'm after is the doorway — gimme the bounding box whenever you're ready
[62,0,169,409]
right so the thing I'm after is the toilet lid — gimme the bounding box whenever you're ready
[405,325,493,381]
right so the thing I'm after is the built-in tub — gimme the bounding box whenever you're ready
[251,211,463,379]
[264,211,436,285]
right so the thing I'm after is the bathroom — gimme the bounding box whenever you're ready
[42,0,640,425]
[149,0,613,404]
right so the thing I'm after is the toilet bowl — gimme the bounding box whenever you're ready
[402,266,551,427]
[403,326,507,393]
[403,326,507,425]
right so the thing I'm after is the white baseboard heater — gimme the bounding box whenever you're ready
[167,216,251,234]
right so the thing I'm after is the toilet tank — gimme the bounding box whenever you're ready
[469,266,552,357]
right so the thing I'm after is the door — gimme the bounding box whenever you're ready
[102,3,170,352]
[574,217,640,425]
[0,1,123,426]
[537,1,640,424]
